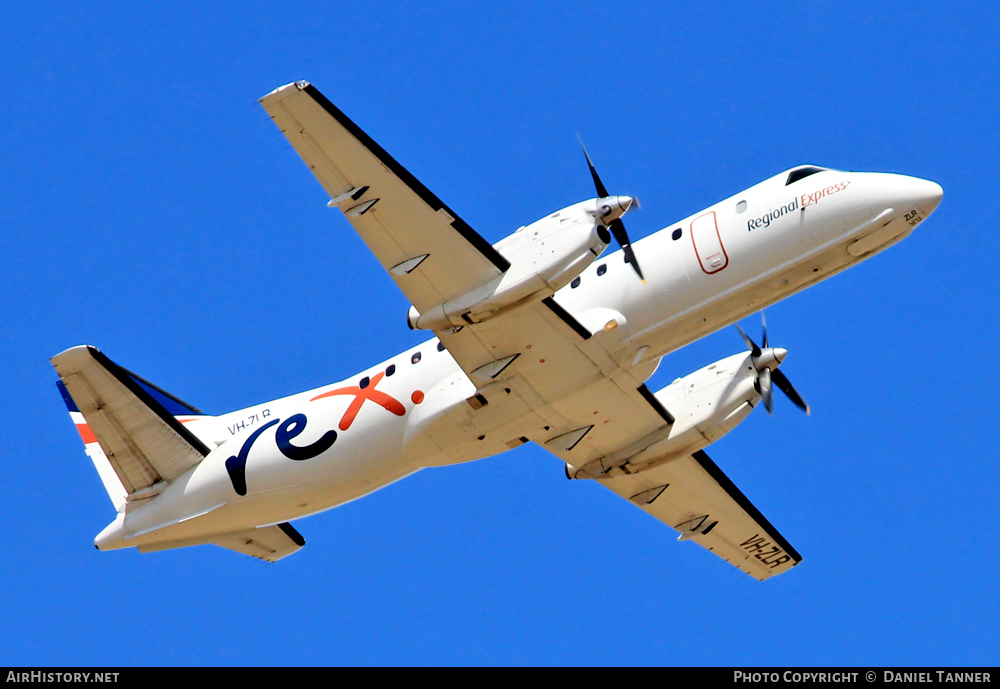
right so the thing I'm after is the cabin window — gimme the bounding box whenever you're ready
[597,264,607,276]
[411,352,421,364]
[672,228,682,241]
[785,167,826,185]
[386,364,396,376]
[736,200,747,213]
[437,341,445,352]
[359,376,370,389]
[571,277,581,288]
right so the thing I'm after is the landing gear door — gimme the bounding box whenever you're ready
[691,211,728,274]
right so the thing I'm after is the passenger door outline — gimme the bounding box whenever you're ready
[691,211,729,274]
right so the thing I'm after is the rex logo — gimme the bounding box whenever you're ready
[224,374,415,495]
[310,372,406,431]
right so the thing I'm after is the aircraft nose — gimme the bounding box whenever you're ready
[909,177,943,216]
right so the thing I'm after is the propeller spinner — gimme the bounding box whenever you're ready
[736,314,810,416]
[580,143,645,281]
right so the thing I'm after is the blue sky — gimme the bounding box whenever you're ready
[2,1,998,666]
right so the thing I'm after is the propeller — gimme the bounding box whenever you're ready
[580,142,645,281]
[736,313,810,416]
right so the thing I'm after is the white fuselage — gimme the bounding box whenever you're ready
[96,167,942,551]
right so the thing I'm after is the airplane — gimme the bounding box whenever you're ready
[51,81,943,580]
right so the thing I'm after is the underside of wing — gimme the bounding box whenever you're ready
[597,450,801,580]
[260,81,508,314]
[435,290,673,454]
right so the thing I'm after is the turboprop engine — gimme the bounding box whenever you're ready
[565,351,760,479]
[407,196,632,330]
[565,321,810,479]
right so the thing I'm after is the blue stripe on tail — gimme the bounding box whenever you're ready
[56,370,204,417]
[123,369,206,416]
[56,380,79,412]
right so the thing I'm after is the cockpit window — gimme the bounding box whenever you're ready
[785,167,826,185]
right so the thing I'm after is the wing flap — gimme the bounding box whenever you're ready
[598,450,801,580]
[51,346,209,495]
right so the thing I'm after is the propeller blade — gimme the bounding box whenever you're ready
[772,369,811,415]
[580,141,644,281]
[611,219,645,280]
[759,367,773,416]
[580,142,610,198]
[735,324,762,358]
[761,311,769,349]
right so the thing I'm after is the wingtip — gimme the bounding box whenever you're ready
[259,81,310,105]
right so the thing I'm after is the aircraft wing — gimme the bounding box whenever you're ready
[464,307,801,580]
[443,299,801,580]
[595,450,801,580]
[259,81,509,315]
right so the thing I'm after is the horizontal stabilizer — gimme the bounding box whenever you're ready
[136,523,306,563]
[211,523,306,562]
[51,345,210,500]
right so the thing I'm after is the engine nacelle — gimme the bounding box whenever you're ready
[407,197,631,330]
[566,351,761,479]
